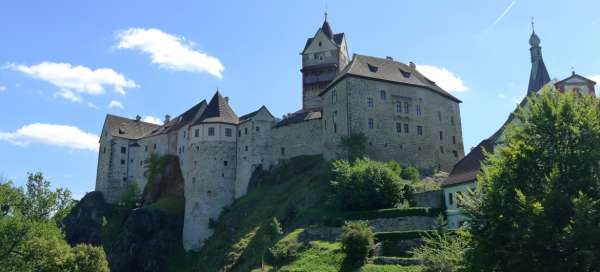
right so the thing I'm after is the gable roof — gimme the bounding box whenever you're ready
[319,54,461,103]
[193,91,238,125]
[555,73,597,85]
[148,100,208,136]
[239,105,274,123]
[274,110,321,128]
[105,114,161,140]
[443,138,494,187]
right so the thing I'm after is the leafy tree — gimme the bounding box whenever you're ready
[463,89,600,271]
[401,166,420,182]
[340,221,374,264]
[0,175,109,271]
[338,133,367,161]
[21,172,74,222]
[412,216,469,272]
[331,158,408,210]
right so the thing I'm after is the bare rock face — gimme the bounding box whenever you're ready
[62,191,112,246]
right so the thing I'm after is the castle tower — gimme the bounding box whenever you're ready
[527,24,551,94]
[183,91,239,251]
[301,14,349,111]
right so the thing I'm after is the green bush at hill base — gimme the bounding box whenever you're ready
[341,221,375,265]
[331,158,410,211]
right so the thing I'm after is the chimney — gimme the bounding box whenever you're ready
[224,96,229,103]
[386,56,394,61]
[164,114,171,124]
[135,115,141,121]
[409,62,416,69]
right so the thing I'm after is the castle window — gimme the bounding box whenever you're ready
[438,111,442,121]
[417,126,423,136]
[183,131,186,138]
[453,136,456,144]
[440,146,445,153]
[153,144,157,149]
[332,89,337,104]
[416,104,422,116]
[404,102,409,114]
[245,146,248,151]
[451,116,455,126]
[396,102,401,113]
[103,147,106,153]
[448,193,454,206]
[318,41,322,47]
[121,146,126,154]
[396,123,401,133]
[319,56,323,61]
[145,145,148,152]
[196,146,199,151]
[404,123,409,133]
[256,126,260,132]
[453,150,459,158]
[238,130,241,137]
[208,127,215,136]
[281,147,285,156]
[224,160,228,166]
[380,90,386,100]
[439,131,443,141]
[367,97,374,108]
[140,160,143,166]
[368,118,374,129]
[244,127,248,135]
[121,159,125,165]
[225,128,232,137]
[123,177,127,182]
[195,129,199,137]
[192,177,196,184]
[367,64,378,73]
[333,111,338,133]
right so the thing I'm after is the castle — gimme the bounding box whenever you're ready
[95,17,465,251]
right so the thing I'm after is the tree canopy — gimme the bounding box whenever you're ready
[464,89,600,271]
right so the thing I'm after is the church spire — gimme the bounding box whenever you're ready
[321,11,333,39]
[527,20,550,95]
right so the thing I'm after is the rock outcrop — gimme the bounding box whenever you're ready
[62,191,112,246]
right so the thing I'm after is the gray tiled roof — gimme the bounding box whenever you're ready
[443,139,494,187]
[239,105,273,123]
[274,110,321,128]
[302,33,345,53]
[148,100,208,136]
[319,54,461,103]
[105,114,161,140]
[193,91,238,125]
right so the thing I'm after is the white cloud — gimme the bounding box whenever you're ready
[0,123,99,152]
[87,102,99,109]
[108,100,124,109]
[485,1,516,33]
[416,65,468,92]
[0,85,6,92]
[7,62,138,102]
[116,28,224,78]
[142,115,162,125]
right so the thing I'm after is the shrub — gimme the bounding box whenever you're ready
[331,158,408,210]
[119,182,141,208]
[411,216,468,272]
[338,133,367,161]
[341,221,374,264]
[401,166,420,181]
[267,229,304,268]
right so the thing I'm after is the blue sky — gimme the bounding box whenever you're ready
[1,0,599,198]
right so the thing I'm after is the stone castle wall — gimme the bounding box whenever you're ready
[321,76,464,172]
[235,117,274,198]
[272,118,323,164]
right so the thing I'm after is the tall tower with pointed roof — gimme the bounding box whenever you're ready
[301,15,349,111]
[527,24,551,94]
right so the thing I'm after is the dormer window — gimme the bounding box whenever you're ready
[399,68,411,78]
[367,64,378,73]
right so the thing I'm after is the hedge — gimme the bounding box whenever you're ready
[374,230,434,241]
[344,207,442,220]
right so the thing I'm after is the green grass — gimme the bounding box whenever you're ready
[361,264,423,272]
[195,155,336,272]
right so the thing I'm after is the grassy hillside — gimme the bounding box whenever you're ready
[195,155,333,271]
[193,155,428,271]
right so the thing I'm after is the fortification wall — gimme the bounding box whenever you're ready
[182,140,237,251]
[272,118,323,164]
[235,118,273,198]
